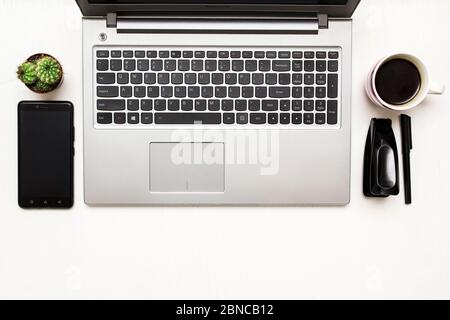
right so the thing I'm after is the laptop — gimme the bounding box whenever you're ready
[76,0,360,205]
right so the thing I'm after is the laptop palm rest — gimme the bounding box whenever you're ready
[149,143,225,193]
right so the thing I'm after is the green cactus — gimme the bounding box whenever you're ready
[17,62,38,85]
[33,80,52,92]
[36,56,62,85]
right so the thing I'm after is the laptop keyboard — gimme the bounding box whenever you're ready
[94,47,341,128]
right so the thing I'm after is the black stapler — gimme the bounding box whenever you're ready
[363,118,400,197]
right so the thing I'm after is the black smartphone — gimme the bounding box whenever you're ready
[18,101,74,208]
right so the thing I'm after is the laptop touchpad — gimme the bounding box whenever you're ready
[150,143,225,192]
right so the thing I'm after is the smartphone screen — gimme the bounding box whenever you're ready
[18,101,74,208]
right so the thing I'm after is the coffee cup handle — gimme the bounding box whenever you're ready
[428,82,445,95]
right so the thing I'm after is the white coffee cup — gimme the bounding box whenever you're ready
[366,53,445,111]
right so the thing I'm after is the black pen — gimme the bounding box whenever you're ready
[400,115,413,204]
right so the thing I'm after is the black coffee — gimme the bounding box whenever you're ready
[375,58,421,105]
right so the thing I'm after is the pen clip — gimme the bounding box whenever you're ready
[400,114,413,151]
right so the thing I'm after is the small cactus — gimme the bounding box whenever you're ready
[17,62,37,85]
[17,54,63,93]
[36,56,62,85]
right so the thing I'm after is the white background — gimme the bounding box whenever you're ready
[0,0,449,299]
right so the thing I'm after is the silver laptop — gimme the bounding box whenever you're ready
[76,0,360,205]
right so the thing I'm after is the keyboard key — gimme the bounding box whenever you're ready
[249,100,260,111]
[120,86,132,98]
[280,113,290,125]
[111,50,121,58]
[255,51,265,59]
[327,100,338,125]
[192,60,203,71]
[265,73,277,85]
[207,51,217,58]
[304,113,314,125]
[158,73,169,84]
[223,113,235,124]
[293,60,303,72]
[228,86,240,98]
[278,51,290,59]
[219,51,229,58]
[259,60,271,72]
[250,113,266,124]
[328,60,339,72]
[201,86,213,98]
[114,112,126,124]
[316,51,326,59]
[178,60,190,71]
[304,87,314,98]
[135,50,145,58]
[235,100,247,111]
[316,100,326,112]
[123,50,133,58]
[242,86,254,98]
[97,73,115,84]
[131,73,143,84]
[239,73,251,85]
[151,60,163,71]
[171,51,181,58]
[269,87,290,98]
[316,60,327,72]
[304,51,314,59]
[175,86,187,98]
[147,86,159,98]
[195,51,205,58]
[221,100,233,111]
[127,99,139,111]
[137,60,149,71]
[219,60,230,72]
[159,51,169,58]
[316,87,326,98]
[327,74,338,98]
[97,86,118,97]
[266,51,276,59]
[155,113,221,124]
[292,87,302,98]
[316,73,326,85]
[232,60,244,72]
[183,51,193,58]
[185,73,197,85]
[181,99,194,111]
[144,73,156,84]
[97,59,109,71]
[208,99,221,111]
[97,112,112,124]
[315,113,326,125]
[97,99,125,111]
[280,100,290,111]
[164,60,176,71]
[292,113,302,124]
[198,73,210,85]
[215,86,227,98]
[255,87,267,98]
[147,50,157,58]
[262,100,278,111]
[292,100,302,111]
[304,100,314,111]
[242,51,252,58]
[154,99,166,111]
[279,74,290,85]
[141,99,153,111]
[225,73,237,85]
[304,74,314,85]
[292,74,302,85]
[188,86,200,98]
[268,113,278,124]
[141,113,153,124]
[236,113,248,124]
[328,51,339,59]
[272,60,291,72]
[168,99,180,111]
[304,60,314,72]
[171,73,183,85]
[127,113,139,124]
[212,73,224,85]
[161,86,173,98]
[124,60,136,71]
[252,73,264,85]
[134,86,147,98]
[245,60,257,72]
[292,51,303,59]
[231,51,241,58]
[195,99,207,111]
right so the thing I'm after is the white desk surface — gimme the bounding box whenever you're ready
[0,0,449,299]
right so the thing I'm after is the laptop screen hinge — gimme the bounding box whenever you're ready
[106,13,117,28]
[318,13,328,29]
